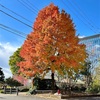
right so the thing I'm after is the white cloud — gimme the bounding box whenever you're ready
[3,68,12,78]
[0,42,19,78]
[78,35,85,38]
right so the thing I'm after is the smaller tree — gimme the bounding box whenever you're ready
[86,60,100,93]
[93,60,100,85]
[5,77,23,87]
[13,75,28,86]
[80,60,92,87]
[0,67,5,82]
[9,48,23,75]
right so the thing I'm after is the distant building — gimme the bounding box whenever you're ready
[80,34,100,68]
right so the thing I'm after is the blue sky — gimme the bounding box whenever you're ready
[0,0,100,78]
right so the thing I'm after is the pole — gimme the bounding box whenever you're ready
[4,86,6,94]
[16,87,18,96]
[10,87,12,94]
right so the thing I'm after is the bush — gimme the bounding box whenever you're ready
[86,78,100,93]
[26,87,37,95]
[80,86,86,92]
[0,90,4,93]
[86,84,100,93]
[20,88,29,92]
[5,77,23,87]
[33,78,59,90]
[59,83,67,90]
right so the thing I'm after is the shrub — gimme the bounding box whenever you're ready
[5,77,23,87]
[86,84,100,93]
[0,90,4,93]
[20,88,29,92]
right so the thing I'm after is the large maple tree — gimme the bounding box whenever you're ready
[18,4,86,80]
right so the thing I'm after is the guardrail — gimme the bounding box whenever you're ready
[3,87,19,95]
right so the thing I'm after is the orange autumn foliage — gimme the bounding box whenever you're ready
[18,4,86,77]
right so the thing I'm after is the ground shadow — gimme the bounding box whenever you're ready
[0,97,5,99]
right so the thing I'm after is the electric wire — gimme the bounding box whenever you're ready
[1,0,98,39]
[72,0,100,31]
[0,24,27,36]
[0,10,33,29]
[67,0,99,33]
[22,0,39,12]
[17,0,38,15]
[0,26,26,38]
[26,0,40,11]
[0,4,33,24]
[61,0,97,33]
[0,24,27,38]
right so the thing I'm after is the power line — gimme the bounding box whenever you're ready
[60,0,97,33]
[23,0,39,12]
[67,0,99,33]
[0,24,27,38]
[17,0,38,15]
[0,4,33,24]
[0,24,27,36]
[72,0,100,31]
[0,9,33,29]
[61,0,97,33]
[26,0,40,11]
[0,26,26,38]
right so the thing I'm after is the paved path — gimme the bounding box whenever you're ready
[0,93,100,100]
[0,93,60,100]
[0,95,53,100]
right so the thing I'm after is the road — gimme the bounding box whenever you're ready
[0,95,53,100]
[0,93,58,100]
[0,93,100,100]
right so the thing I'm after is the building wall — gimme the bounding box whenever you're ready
[80,34,100,68]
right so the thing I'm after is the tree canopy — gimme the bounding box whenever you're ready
[0,67,5,82]
[5,77,23,87]
[18,4,87,78]
[9,48,23,75]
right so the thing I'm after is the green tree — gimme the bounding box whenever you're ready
[80,60,92,87]
[0,67,5,82]
[5,77,23,87]
[93,60,100,85]
[9,48,23,75]
[86,60,100,93]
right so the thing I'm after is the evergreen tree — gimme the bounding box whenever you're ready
[0,67,5,82]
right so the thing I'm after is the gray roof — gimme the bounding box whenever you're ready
[80,34,100,41]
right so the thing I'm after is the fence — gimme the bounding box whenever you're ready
[3,87,19,95]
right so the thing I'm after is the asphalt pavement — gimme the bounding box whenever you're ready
[0,95,53,100]
[0,93,100,100]
[0,93,61,100]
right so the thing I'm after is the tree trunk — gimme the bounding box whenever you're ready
[51,72,55,94]
[68,78,71,95]
[86,76,89,88]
